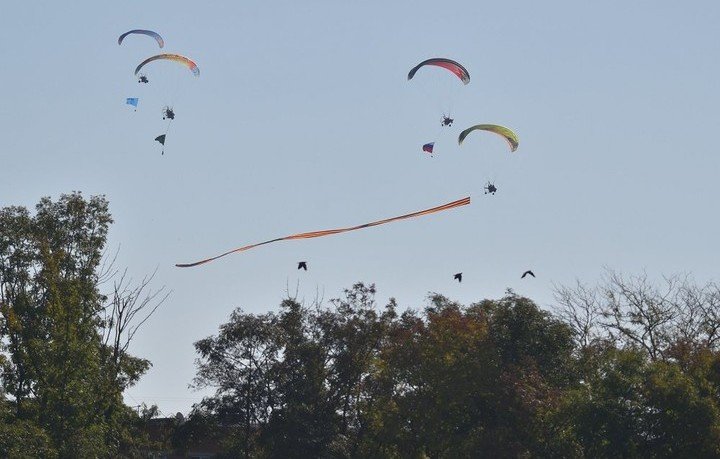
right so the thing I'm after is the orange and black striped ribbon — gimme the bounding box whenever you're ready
[176,196,470,268]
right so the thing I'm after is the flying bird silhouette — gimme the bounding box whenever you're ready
[454,272,463,283]
[297,261,307,271]
[521,270,535,279]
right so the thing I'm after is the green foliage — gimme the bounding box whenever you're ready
[188,286,584,458]
[0,193,157,457]
[186,279,720,458]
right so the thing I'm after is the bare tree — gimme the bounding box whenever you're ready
[553,280,602,349]
[555,269,720,361]
[599,271,681,360]
[101,268,169,380]
[672,280,720,351]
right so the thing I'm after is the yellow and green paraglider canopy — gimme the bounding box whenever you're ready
[458,124,519,152]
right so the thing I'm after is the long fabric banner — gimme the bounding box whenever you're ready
[176,196,470,268]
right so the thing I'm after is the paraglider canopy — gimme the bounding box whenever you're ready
[118,29,164,48]
[458,124,519,152]
[135,54,200,77]
[408,58,470,85]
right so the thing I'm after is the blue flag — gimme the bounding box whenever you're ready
[126,97,139,108]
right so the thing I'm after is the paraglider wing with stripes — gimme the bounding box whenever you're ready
[408,58,470,85]
[118,29,164,48]
[458,124,519,152]
[135,54,200,77]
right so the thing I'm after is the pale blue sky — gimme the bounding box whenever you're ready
[1,1,718,415]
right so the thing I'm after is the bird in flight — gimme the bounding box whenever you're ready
[297,261,308,271]
[521,270,535,279]
[454,272,463,283]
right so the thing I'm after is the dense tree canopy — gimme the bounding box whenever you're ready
[182,280,720,458]
[0,193,164,457]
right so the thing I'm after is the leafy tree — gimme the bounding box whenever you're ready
[190,286,578,458]
[369,293,575,458]
[0,193,163,457]
[190,283,396,458]
[184,275,720,458]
